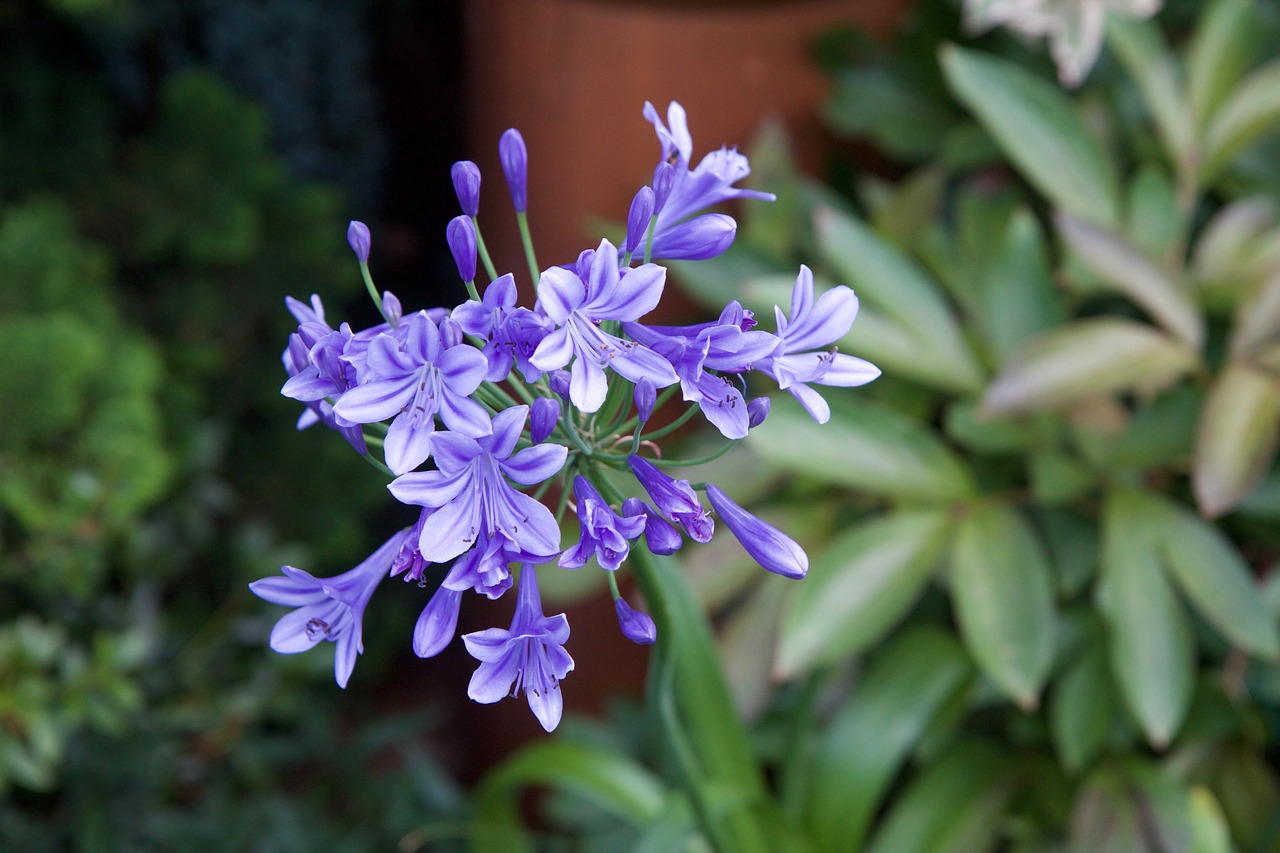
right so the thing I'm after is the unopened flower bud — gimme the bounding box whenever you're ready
[446,215,477,282]
[440,317,464,348]
[614,598,657,645]
[530,396,560,444]
[635,377,656,424]
[705,483,807,580]
[549,369,571,399]
[499,128,528,212]
[382,290,402,328]
[625,186,655,254]
[652,162,676,213]
[650,213,736,261]
[451,160,481,216]
[623,497,682,556]
[747,396,771,429]
[347,220,371,263]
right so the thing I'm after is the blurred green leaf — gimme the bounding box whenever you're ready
[943,400,1035,455]
[1188,0,1261,133]
[871,165,946,246]
[1202,59,1280,183]
[1192,196,1277,286]
[1106,17,1195,172]
[1054,211,1203,349]
[940,45,1120,227]
[1029,450,1094,506]
[1035,508,1098,598]
[747,395,975,503]
[1050,640,1115,774]
[979,208,1064,363]
[803,627,973,853]
[1192,362,1280,517]
[948,502,1056,709]
[1187,786,1235,853]
[1110,384,1200,471]
[1230,269,1280,357]
[1099,489,1195,748]
[777,510,952,677]
[982,319,1198,414]
[824,66,958,161]
[1128,165,1184,260]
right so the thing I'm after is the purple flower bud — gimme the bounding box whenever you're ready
[614,598,657,645]
[530,396,560,444]
[623,497,683,555]
[447,215,477,282]
[653,162,676,213]
[347,220,371,263]
[414,585,463,658]
[382,290,402,328]
[625,186,655,254]
[549,369,571,399]
[628,455,713,543]
[451,160,481,216]
[747,396,771,429]
[635,377,656,424]
[650,213,736,261]
[705,483,807,580]
[440,317,464,348]
[499,128,528,213]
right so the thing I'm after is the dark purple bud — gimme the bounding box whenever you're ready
[447,215,477,282]
[347,220,371,263]
[530,396,560,444]
[635,377,656,424]
[382,291,402,328]
[653,162,676,213]
[625,186,655,254]
[747,396,771,429]
[650,213,736,261]
[623,497,683,556]
[614,598,657,645]
[705,483,807,580]
[451,160,481,216]
[499,128,528,212]
[414,585,463,658]
[549,369,571,398]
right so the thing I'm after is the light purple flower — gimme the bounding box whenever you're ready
[499,128,528,212]
[249,529,409,688]
[627,455,714,543]
[623,497,683,556]
[452,273,551,382]
[559,477,647,571]
[649,212,737,261]
[447,215,477,283]
[530,239,678,413]
[747,396,771,429]
[756,265,881,424]
[347,220,371,263]
[625,186,655,255]
[530,396,560,443]
[463,565,574,731]
[388,405,567,564]
[451,160,481,216]
[333,311,491,474]
[705,483,807,580]
[280,315,367,454]
[634,377,656,425]
[614,598,657,645]
[413,585,463,659]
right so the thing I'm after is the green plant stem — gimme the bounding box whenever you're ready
[516,210,539,286]
[473,216,499,282]
[640,403,702,443]
[358,261,387,323]
[652,440,736,468]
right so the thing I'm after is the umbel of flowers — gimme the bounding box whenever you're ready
[252,102,880,731]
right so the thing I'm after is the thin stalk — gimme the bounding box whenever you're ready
[358,261,387,323]
[639,403,701,442]
[516,210,540,286]
[651,440,736,468]
[472,216,499,282]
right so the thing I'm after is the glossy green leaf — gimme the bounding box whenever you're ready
[1098,489,1195,748]
[983,319,1198,414]
[940,45,1120,227]
[1192,362,1280,517]
[1150,495,1280,659]
[949,502,1057,708]
[1202,59,1280,182]
[777,510,952,677]
[864,739,1015,853]
[804,627,973,853]
[1054,211,1203,349]
[748,395,975,503]
[980,209,1064,362]
[1106,17,1194,170]
[1050,641,1115,774]
[1188,0,1260,132]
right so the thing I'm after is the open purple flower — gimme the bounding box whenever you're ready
[530,239,677,413]
[333,311,491,474]
[463,565,574,731]
[249,529,409,688]
[756,265,881,424]
[452,273,550,383]
[388,405,567,564]
[280,310,368,454]
[627,455,714,543]
[411,533,530,659]
[706,483,807,580]
[560,476,647,571]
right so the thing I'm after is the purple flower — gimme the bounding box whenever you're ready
[560,477,647,571]
[627,455,713,543]
[623,497,683,556]
[332,311,491,474]
[413,585,463,659]
[614,598,657,645]
[649,212,737,261]
[347,220,371,263]
[747,396,771,428]
[625,186,655,255]
[463,565,574,731]
[452,273,551,382]
[499,128,528,213]
[249,529,409,688]
[705,483,807,580]
[756,265,881,424]
[530,239,678,413]
[382,291,403,328]
[530,396,560,443]
[634,377,656,425]
[280,317,367,454]
[447,215,477,283]
[451,160,481,216]
[388,405,567,563]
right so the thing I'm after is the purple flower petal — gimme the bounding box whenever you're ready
[705,483,808,580]
[414,586,463,658]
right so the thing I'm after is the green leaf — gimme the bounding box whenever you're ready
[1187,0,1260,132]
[1106,17,1195,171]
[1029,449,1094,506]
[777,510,953,677]
[748,395,975,503]
[1054,211,1203,349]
[1098,489,1195,748]
[1202,59,1280,183]
[824,66,958,161]
[948,502,1057,708]
[980,209,1064,363]
[982,318,1198,414]
[814,206,984,393]
[1050,641,1115,773]
[1069,767,1155,853]
[1149,496,1280,659]
[1110,384,1201,471]
[1192,363,1280,517]
[943,400,1035,455]
[1187,786,1235,853]
[804,627,973,853]
[940,45,1120,227]
[1230,269,1280,358]
[864,739,1016,853]
[1192,196,1277,285]
[1035,508,1098,598]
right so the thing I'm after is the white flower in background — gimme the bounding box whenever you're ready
[963,0,1162,87]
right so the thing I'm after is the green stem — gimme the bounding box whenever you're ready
[652,440,736,468]
[358,261,387,323]
[473,216,499,282]
[516,210,539,286]
[359,452,393,478]
[643,214,657,265]
[640,403,701,443]
[464,278,481,302]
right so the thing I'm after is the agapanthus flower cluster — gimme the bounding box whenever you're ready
[253,101,880,731]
